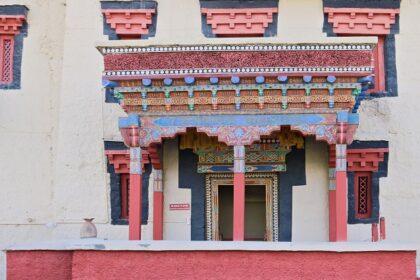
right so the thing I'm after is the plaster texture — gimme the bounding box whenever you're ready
[7,239,416,280]
[0,0,420,277]
[292,138,329,242]
[162,139,191,240]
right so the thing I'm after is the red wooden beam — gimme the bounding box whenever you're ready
[147,145,161,170]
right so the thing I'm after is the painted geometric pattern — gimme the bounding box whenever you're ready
[197,164,286,173]
[117,79,360,115]
[358,175,369,215]
[195,144,290,165]
[139,126,186,147]
[102,43,374,78]
[1,38,12,83]
[291,124,337,144]
[197,125,280,146]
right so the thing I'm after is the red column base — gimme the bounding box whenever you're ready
[153,192,164,240]
[335,171,347,241]
[129,174,142,240]
[233,172,245,241]
[328,190,337,241]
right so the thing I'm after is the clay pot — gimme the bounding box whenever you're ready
[80,218,97,239]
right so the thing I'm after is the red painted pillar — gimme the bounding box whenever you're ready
[129,147,142,240]
[372,223,379,242]
[335,143,348,241]
[372,36,386,92]
[153,169,164,240]
[233,145,245,241]
[380,217,386,241]
[328,148,337,241]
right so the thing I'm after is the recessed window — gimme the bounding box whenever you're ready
[355,172,372,219]
[0,7,27,89]
[120,174,130,219]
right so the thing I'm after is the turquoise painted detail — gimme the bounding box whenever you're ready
[113,90,123,101]
[116,82,361,94]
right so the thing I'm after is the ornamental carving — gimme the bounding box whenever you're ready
[324,8,400,35]
[197,125,280,146]
[0,15,26,35]
[201,8,278,36]
[102,9,156,39]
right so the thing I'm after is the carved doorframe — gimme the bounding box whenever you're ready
[205,172,278,241]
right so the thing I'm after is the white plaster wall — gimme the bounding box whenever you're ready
[0,0,66,239]
[292,138,329,242]
[349,0,420,244]
[162,139,191,240]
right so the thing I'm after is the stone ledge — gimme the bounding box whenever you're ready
[2,239,419,252]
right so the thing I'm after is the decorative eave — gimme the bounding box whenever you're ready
[0,15,26,35]
[102,9,156,39]
[99,43,375,80]
[329,147,389,172]
[201,8,278,36]
[324,8,400,35]
[347,148,389,172]
[105,150,150,173]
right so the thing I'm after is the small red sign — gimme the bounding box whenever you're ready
[169,203,190,210]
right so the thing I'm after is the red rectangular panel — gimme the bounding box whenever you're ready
[169,203,190,210]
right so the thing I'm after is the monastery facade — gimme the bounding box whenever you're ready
[1,0,420,278]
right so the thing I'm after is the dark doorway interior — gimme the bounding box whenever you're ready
[218,185,266,241]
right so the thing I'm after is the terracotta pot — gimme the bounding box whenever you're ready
[80,218,97,239]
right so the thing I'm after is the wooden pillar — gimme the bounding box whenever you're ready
[153,169,164,240]
[233,145,245,241]
[328,146,337,241]
[334,144,347,241]
[129,147,142,240]
[335,115,348,241]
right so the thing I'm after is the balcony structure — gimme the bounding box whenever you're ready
[97,41,389,243]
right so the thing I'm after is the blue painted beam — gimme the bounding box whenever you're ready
[152,114,326,127]
[102,79,118,88]
[118,114,140,128]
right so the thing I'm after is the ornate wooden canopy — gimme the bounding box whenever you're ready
[98,42,375,148]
